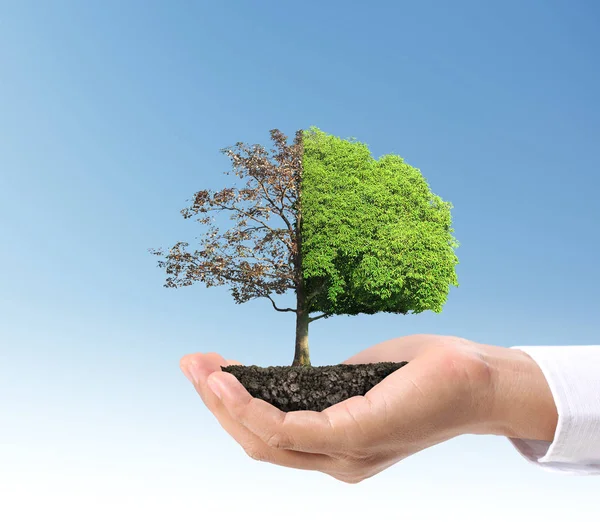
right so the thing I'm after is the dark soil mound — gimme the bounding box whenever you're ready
[221,362,408,412]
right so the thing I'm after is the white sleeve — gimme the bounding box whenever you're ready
[507,345,600,475]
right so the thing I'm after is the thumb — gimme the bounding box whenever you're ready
[343,334,436,364]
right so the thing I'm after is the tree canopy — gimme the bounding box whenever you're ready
[301,127,458,317]
[150,129,302,313]
[152,127,459,365]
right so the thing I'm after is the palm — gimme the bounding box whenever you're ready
[181,334,494,483]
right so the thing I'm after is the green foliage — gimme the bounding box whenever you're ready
[301,127,459,316]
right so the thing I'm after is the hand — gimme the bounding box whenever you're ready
[180,334,557,483]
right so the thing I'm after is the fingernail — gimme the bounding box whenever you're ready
[207,374,224,400]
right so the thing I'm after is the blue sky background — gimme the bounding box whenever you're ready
[1,1,599,520]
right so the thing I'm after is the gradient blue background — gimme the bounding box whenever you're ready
[2,1,599,521]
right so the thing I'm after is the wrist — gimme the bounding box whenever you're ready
[479,345,558,441]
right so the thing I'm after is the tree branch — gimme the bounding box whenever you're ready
[189,246,294,284]
[241,225,269,234]
[254,175,294,232]
[212,202,293,252]
[306,281,328,304]
[265,294,297,313]
[308,313,330,323]
[186,259,293,289]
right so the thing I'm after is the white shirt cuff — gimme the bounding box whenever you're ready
[507,346,600,474]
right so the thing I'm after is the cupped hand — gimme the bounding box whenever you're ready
[180,334,500,483]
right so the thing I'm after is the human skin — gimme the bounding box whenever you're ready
[180,334,558,484]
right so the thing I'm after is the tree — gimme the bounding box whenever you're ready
[150,129,313,366]
[151,128,459,367]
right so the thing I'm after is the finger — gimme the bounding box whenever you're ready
[180,352,226,407]
[364,349,437,405]
[342,334,440,364]
[181,355,336,473]
[206,385,336,472]
[180,353,241,386]
[363,348,470,443]
[209,371,372,456]
[213,417,336,473]
[182,353,254,429]
[366,346,460,401]
[180,352,224,380]
[179,353,244,408]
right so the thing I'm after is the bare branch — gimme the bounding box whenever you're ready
[265,294,297,313]
[152,129,303,308]
[205,202,293,252]
[254,175,293,232]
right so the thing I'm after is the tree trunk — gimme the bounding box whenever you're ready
[293,280,311,366]
[292,204,310,366]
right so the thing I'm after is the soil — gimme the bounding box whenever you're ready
[220,361,408,412]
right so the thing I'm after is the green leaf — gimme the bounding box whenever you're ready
[301,127,459,317]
